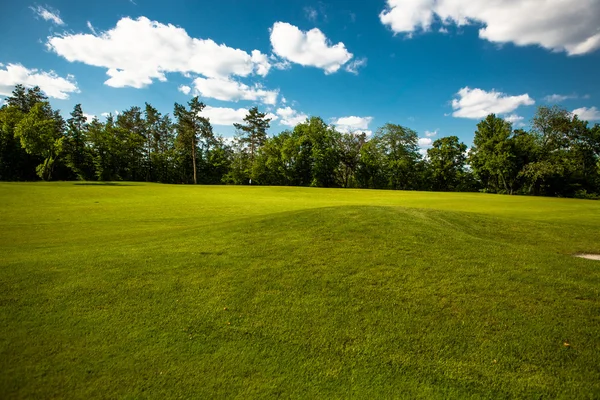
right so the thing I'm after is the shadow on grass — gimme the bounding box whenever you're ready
[74,182,136,186]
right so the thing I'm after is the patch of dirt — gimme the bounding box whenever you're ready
[575,254,600,261]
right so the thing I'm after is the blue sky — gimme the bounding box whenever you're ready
[1,0,599,151]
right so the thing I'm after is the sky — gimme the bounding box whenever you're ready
[1,0,599,152]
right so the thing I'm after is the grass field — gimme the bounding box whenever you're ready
[1,182,600,398]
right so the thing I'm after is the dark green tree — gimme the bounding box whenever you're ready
[469,114,518,194]
[375,123,421,190]
[64,104,93,180]
[14,102,65,180]
[174,97,211,184]
[427,136,467,191]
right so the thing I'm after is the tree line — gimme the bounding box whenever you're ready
[1,84,599,198]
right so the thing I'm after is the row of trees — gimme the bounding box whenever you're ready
[1,85,599,198]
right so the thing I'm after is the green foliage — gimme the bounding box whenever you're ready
[0,84,598,198]
[233,106,271,164]
[469,114,518,194]
[64,104,94,180]
[427,136,467,191]
[14,102,64,180]
[174,97,212,184]
[374,123,422,190]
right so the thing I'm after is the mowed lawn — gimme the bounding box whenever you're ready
[1,183,600,399]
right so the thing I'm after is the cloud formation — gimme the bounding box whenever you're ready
[451,87,534,119]
[276,107,308,127]
[47,17,271,88]
[334,116,373,135]
[178,85,191,95]
[380,0,600,55]
[191,77,278,105]
[418,137,433,147]
[270,22,353,74]
[30,5,64,26]
[200,106,249,125]
[543,94,578,103]
[573,106,600,121]
[0,63,78,99]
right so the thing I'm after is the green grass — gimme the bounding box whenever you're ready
[1,182,600,398]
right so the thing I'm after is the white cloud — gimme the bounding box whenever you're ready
[269,55,292,70]
[47,16,271,89]
[418,137,433,147]
[192,77,278,105]
[87,21,98,35]
[83,113,95,121]
[270,22,353,74]
[178,85,191,95]
[200,106,249,126]
[334,116,373,135]
[425,129,438,137]
[504,114,523,123]
[451,87,535,119]
[276,107,308,127]
[379,0,600,56]
[543,94,577,103]
[30,5,64,26]
[0,63,78,99]
[572,106,600,121]
[504,114,526,127]
[251,50,271,76]
[345,57,367,74]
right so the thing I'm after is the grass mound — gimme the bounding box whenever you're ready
[1,183,599,398]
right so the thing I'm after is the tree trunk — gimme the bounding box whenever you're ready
[192,137,197,184]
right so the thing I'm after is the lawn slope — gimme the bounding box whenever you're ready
[1,183,599,398]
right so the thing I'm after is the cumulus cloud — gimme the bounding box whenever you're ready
[379,0,600,55]
[276,107,308,127]
[200,106,249,126]
[192,77,278,105]
[572,106,600,121]
[0,63,78,99]
[30,5,64,26]
[178,85,191,95]
[418,137,433,147]
[451,87,534,119]
[543,94,578,103]
[425,129,438,137]
[47,16,271,89]
[334,116,373,135]
[83,112,95,121]
[270,22,353,74]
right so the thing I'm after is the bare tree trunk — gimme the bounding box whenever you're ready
[192,137,197,184]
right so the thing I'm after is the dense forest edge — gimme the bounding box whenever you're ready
[1,84,599,198]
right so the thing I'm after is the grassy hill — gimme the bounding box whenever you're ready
[1,182,599,398]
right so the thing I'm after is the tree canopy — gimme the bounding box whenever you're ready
[1,84,599,199]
